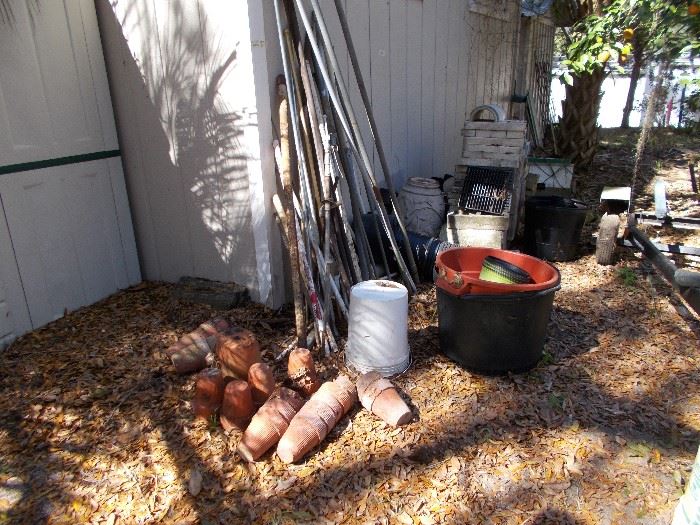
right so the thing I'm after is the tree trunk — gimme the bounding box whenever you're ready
[621,42,645,128]
[558,68,606,170]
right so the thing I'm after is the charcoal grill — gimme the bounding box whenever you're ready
[458,166,515,215]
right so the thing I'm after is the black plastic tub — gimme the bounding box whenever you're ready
[524,196,589,262]
[362,213,455,282]
[437,284,559,374]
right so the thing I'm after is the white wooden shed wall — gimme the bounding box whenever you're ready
[96,0,285,307]
[0,0,140,348]
[310,0,522,189]
[96,0,526,308]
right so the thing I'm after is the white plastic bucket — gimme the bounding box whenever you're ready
[346,280,410,377]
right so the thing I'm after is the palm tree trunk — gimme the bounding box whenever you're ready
[558,68,606,170]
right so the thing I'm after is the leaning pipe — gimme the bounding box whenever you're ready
[311,0,420,284]
[628,220,700,315]
[291,0,416,293]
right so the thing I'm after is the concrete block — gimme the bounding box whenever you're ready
[463,129,508,138]
[462,144,523,155]
[446,212,509,249]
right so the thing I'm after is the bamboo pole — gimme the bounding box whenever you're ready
[276,84,306,347]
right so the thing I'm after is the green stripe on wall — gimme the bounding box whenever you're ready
[0,149,121,176]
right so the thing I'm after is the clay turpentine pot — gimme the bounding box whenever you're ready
[197,317,230,349]
[247,363,275,406]
[171,343,216,375]
[220,380,255,431]
[167,317,230,373]
[288,348,320,396]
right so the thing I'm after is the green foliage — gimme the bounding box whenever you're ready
[617,266,638,286]
[556,0,700,85]
[540,350,555,366]
[557,0,631,84]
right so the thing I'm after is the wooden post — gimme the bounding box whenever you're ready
[277,83,306,347]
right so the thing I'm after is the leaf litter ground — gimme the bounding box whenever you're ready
[1,129,699,524]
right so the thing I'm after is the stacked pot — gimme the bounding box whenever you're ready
[187,324,271,428]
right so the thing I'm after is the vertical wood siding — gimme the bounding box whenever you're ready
[97,0,284,304]
[312,0,522,188]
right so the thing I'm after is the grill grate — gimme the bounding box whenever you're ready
[458,165,515,215]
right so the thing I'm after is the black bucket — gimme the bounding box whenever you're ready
[437,284,559,374]
[524,196,589,262]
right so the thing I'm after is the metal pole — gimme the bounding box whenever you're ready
[325,0,420,283]
[292,0,416,293]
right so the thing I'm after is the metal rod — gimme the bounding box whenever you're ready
[292,0,416,293]
[285,31,323,224]
[302,57,360,283]
[634,213,700,230]
[292,192,349,319]
[316,57,374,280]
[340,146,376,279]
[327,0,420,284]
[627,219,700,316]
[299,50,325,179]
[619,238,700,256]
[321,120,334,348]
[328,146,362,281]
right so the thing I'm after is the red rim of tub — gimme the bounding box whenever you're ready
[435,247,560,295]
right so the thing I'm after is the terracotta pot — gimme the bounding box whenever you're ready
[277,375,357,464]
[313,383,345,420]
[220,380,255,431]
[237,387,305,462]
[198,318,230,349]
[192,368,225,420]
[356,371,412,427]
[304,399,337,432]
[199,317,230,336]
[180,330,211,354]
[288,347,320,396]
[171,343,211,375]
[247,363,275,406]
[165,339,186,358]
[328,375,357,413]
[216,327,261,379]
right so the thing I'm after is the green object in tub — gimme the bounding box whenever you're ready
[479,256,534,285]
